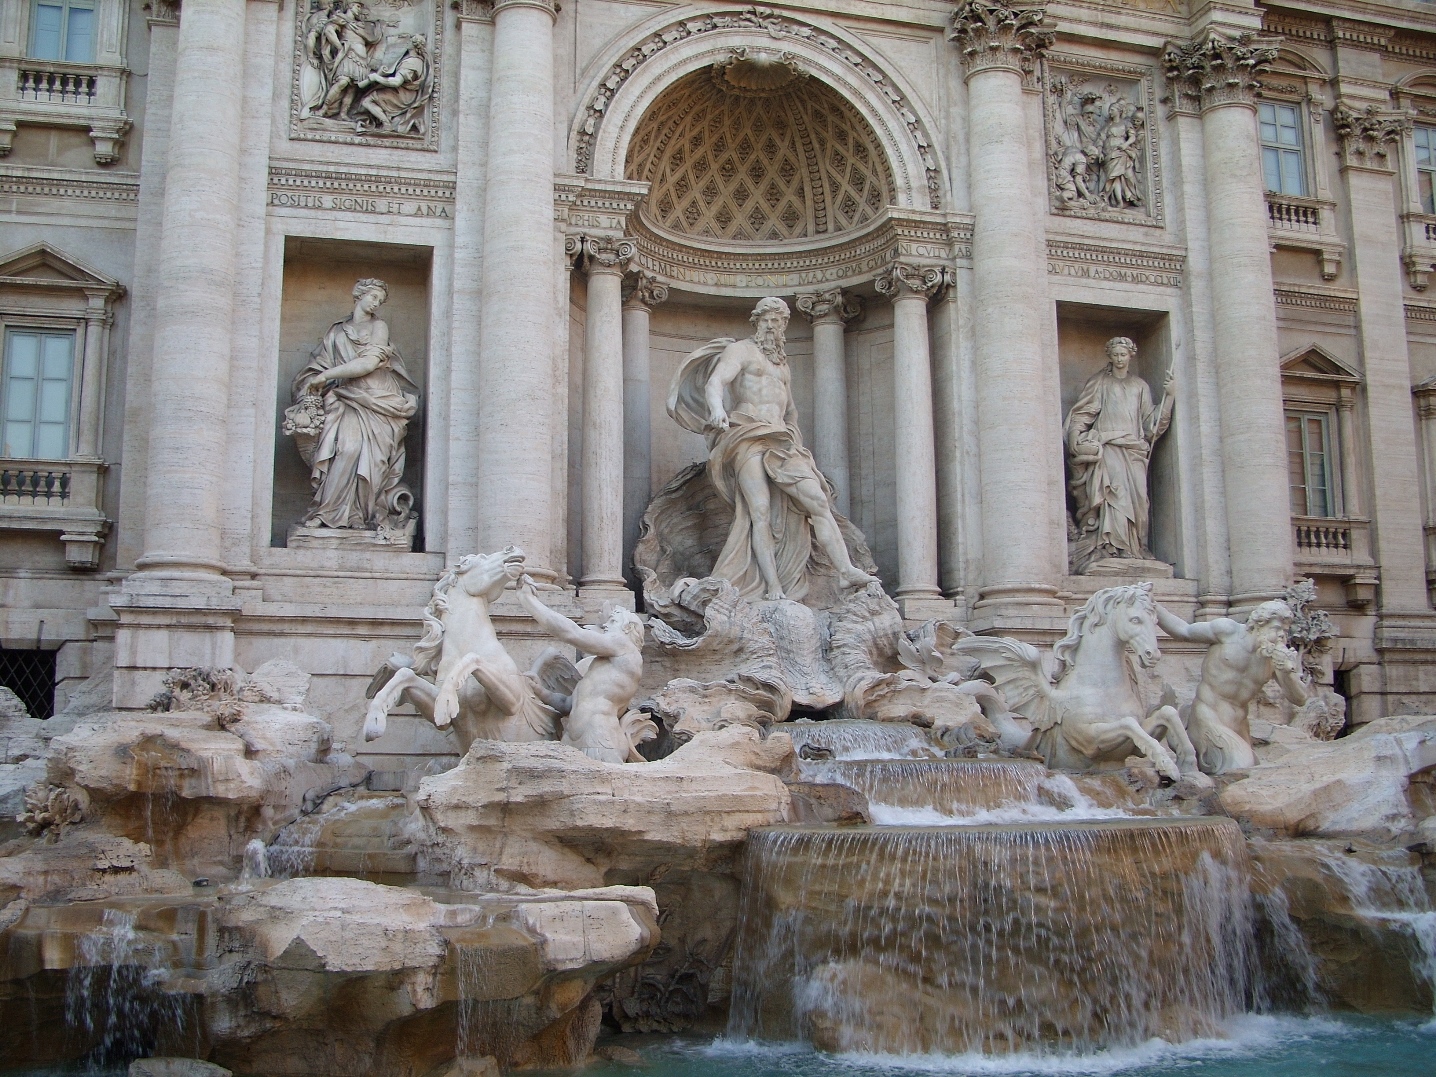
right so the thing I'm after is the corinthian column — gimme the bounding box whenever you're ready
[876,263,944,611]
[622,272,667,587]
[948,1,1064,622]
[134,0,248,578]
[796,288,861,517]
[1331,102,1428,613]
[1164,31,1292,611]
[579,236,635,601]
[475,0,558,576]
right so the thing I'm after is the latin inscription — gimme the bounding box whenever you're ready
[268,191,452,218]
[1047,260,1181,287]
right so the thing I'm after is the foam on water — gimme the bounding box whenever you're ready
[866,774,1135,827]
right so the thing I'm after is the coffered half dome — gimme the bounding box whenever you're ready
[625,59,897,244]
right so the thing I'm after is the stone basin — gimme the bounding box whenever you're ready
[728,816,1250,1055]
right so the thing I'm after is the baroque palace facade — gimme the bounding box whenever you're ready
[2,0,1436,759]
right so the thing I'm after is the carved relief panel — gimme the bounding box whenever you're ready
[291,0,441,150]
[1042,54,1163,226]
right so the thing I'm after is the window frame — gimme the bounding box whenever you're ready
[26,0,98,65]
[1259,99,1310,198]
[1,324,77,460]
[1286,406,1339,519]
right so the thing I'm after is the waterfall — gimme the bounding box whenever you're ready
[1319,852,1436,1009]
[799,759,1045,813]
[785,720,938,760]
[63,908,195,1070]
[454,913,525,1062]
[728,818,1253,1055]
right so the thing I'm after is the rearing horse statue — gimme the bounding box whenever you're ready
[953,582,1199,780]
[363,546,560,751]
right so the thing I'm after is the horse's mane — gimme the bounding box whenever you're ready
[412,555,476,676]
[1051,582,1155,683]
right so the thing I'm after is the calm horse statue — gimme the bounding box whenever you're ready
[363,546,560,751]
[954,582,1198,780]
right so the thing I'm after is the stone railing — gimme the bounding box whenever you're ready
[15,62,99,104]
[1266,193,1343,279]
[0,465,71,504]
[1292,515,1373,568]
[0,56,129,163]
[0,457,108,568]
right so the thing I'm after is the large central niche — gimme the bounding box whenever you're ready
[625,58,896,244]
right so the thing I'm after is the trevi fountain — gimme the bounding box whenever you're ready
[3,1,1436,1075]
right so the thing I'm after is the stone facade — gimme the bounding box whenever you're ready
[3,0,1436,763]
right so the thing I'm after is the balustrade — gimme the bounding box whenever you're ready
[0,464,71,504]
[16,65,98,105]
[1266,195,1321,234]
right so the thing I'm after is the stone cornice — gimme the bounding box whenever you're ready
[1334,101,1412,172]
[268,163,456,203]
[1274,285,1359,317]
[1162,29,1280,114]
[948,0,1054,80]
[0,166,138,204]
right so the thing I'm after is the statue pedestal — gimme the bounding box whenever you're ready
[287,519,416,552]
[1084,557,1174,579]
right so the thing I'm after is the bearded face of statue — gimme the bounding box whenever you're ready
[754,311,788,362]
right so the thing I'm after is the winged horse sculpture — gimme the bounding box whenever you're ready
[953,582,1199,780]
[363,546,561,751]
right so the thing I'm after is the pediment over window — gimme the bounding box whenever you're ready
[1280,343,1360,383]
[0,242,122,297]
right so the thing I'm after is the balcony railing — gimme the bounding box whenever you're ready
[16,64,97,105]
[0,465,71,504]
[1292,515,1373,570]
[1267,195,1321,234]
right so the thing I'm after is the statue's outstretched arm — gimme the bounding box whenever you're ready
[1155,604,1222,644]
[516,577,627,658]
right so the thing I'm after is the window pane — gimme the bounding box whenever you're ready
[31,3,62,60]
[1418,127,1433,167]
[1287,416,1308,515]
[1305,416,1330,517]
[1263,147,1282,192]
[1280,149,1306,196]
[1276,105,1301,145]
[1424,171,1436,216]
[63,5,93,62]
[4,331,72,458]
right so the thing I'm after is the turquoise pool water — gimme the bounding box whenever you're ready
[583,1016,1436,1077]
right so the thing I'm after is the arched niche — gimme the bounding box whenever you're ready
[572,7,946,215]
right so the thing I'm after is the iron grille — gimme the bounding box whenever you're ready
[0,646,57,720]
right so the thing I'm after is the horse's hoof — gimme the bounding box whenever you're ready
[363,711,386,742]
[434,696,456,729]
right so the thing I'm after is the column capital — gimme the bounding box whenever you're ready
[1162,30,1280,114]
[143,0,179,26]
[1334,101,1412,173]
[947,1,1053,81]
[796,288,863,326]
[623,271,668,311]
[875,262,949,302]
[575,236,637,277]
[490,0,556,20]
[1415,378,1436,419]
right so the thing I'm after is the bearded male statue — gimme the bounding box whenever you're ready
[666,297,877,604]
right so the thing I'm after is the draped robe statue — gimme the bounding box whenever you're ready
[1064,336,1174,572]
[287,278,418,541]
[666,297,875,604]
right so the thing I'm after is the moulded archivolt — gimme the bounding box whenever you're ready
[1042,53,1163,227]
[290,0,443,151]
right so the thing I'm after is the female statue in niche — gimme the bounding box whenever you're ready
[285,277,419,544]
[1064,336,1174,573]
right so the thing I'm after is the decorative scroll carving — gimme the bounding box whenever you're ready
[1044,57,1162,224]
[1162,31,1280,113]
[581,236,638,274]
[292,0,441,150]
[1333,101,1412,170]
[575,6,942,209]
[947,0,1054,78]
[874,262,948,301]
[624,271,670,309]
[796,287,862,324]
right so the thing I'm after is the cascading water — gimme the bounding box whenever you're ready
[1319,851,1436,1007]
[785,720,938,760]
[730,721,1256,1058]
[729,818,1252,1055]
[63,907,197,1070]
[798,758,1046,813]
